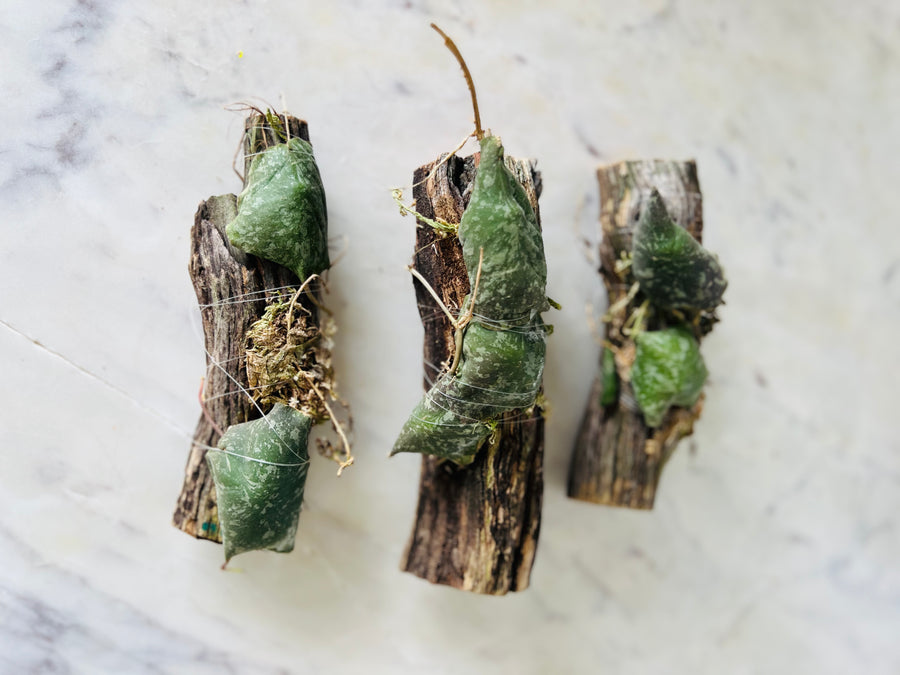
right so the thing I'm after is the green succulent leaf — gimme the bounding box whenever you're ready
[632,189,726,311]
[206,403,311,563]
[630,326,708,428]
[226,137,330,281]
[458,135,548,326]
[600,346,619,406]
[393,318,547,465]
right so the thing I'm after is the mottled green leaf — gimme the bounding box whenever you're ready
[393,318,547,465]
[226,137,330,281]
[632,189,726,311]
[630,326,708,427]
[459,135,548,326]
[206,403,311,563]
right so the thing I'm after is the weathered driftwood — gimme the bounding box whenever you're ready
[568,160,707,509]
[172,115,313,541]
[399,151,544,594]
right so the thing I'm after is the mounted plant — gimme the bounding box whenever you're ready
[173,111,352,566]
[390,25,551,594]
[569,162,726,509]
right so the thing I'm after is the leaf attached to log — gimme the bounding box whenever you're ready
[630,326,708,428]
[207,403,311,564]
[599,346,619,407]
[458,135,549,324]
[226,137,330,281]
[632,188,726,311]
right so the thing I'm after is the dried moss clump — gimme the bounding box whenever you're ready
[245,296,334,421]
[243,290,352,471]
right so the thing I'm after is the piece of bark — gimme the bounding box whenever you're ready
[568,160,707,509]
[172,115,312,541]
[399,152,544,594]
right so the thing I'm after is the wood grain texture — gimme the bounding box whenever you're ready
[399,151,544,594]
[568,160,707,509]
[172,115,312,541]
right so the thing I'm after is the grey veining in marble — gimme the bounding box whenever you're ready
[2,0,899,673]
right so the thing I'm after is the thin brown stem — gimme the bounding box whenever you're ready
[431,23,483,140]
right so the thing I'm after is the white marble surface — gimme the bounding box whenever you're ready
[2,1,899,672]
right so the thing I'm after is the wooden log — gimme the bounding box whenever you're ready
[568,160,708,509]
[172,115,312,541]
[399,151,544,594]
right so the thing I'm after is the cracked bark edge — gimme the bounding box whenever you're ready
[171,115,310,542]
[398,151,544,594]
[567,160,705,509]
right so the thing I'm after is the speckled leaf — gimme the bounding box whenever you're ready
[393,318,547,465]
[630,326,708,428]
[459,135,548,326]
[632,189,726,311]
[393,135,548,465]
[226,137,329,281]
[206,403,311,563]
